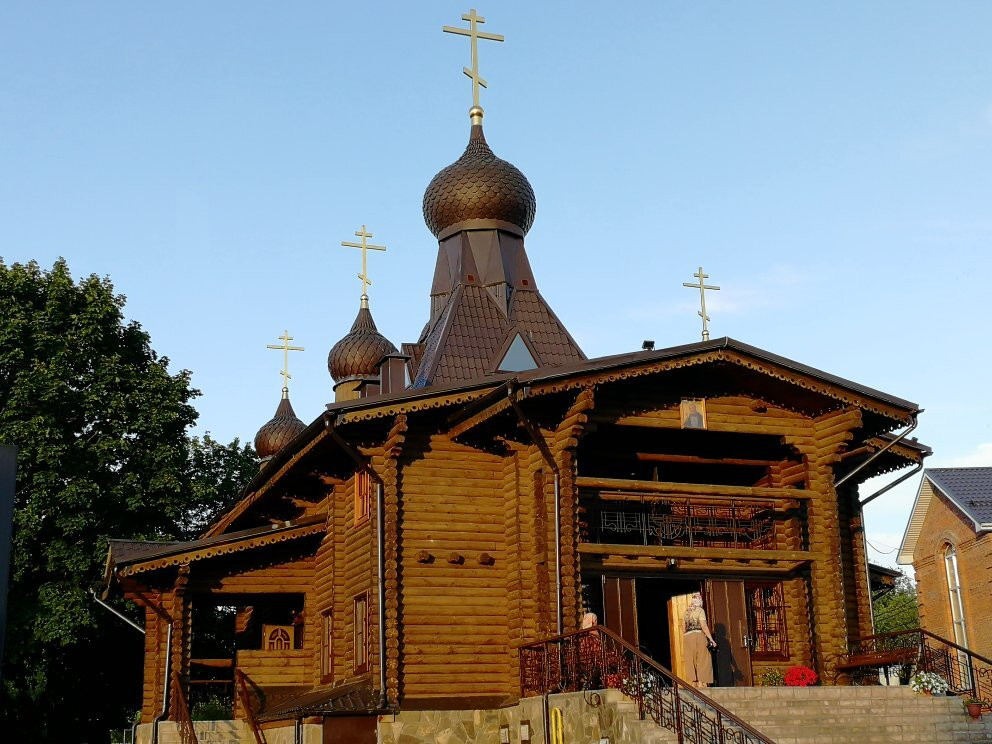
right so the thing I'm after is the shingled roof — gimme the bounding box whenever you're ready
[898,467,992,564]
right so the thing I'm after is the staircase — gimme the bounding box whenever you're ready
[708,686,992,743]
[153,720,255,744]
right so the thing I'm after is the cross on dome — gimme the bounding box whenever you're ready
[266,330,304,398]
[341,225,387,308]
[443,8,504,123]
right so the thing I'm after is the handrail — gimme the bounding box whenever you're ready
[172,685,199,744]
[235,670,267,744]
[520,625,776,744]
[843,628,991,711]
[857,628,992,668]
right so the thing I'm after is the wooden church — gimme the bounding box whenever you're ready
[103,10,929,744]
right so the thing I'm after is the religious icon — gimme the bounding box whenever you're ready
[681,398,707,430]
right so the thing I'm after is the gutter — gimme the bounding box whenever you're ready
[835,413,919,489]
[507,380,564,636]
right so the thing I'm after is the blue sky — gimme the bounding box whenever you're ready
[3,2,991,569]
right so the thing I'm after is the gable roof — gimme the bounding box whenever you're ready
[898,467,992,564]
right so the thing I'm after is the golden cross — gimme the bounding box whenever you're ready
[683,267,721,341]
[341,225,387,307]
[266,330,304,395]
[442,8,504,113]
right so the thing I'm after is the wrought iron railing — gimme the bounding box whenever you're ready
[839,628,992,710]
[235,669,267,744]
[519,626,775,744]
[580,493,798,550]
[172,684,199,744]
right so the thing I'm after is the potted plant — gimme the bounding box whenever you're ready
[910,671,949,696]
[784,665,819,687]
[759,669,785,686]
[963,697,984,720]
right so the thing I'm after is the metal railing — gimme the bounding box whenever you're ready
[235,670,267,744]
[519,626,775,744]
[580,493,801,551]
[172,685,199,744]
[840,628,992,710]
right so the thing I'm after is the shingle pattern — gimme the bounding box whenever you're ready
[254,395,306,460]
[401,342,424,379]
[508,290,586,366]
[327,305,398,382]
[927,467,992,525]
[411,286,585,388]
[107,539,181,566]
[422,124,537,238]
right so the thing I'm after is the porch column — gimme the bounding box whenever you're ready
[168,563,192,718]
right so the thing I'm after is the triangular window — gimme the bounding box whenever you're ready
[497,334,538,372]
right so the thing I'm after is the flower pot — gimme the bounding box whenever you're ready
[966,702,983,720]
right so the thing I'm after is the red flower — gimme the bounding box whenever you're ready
[784,665,819,687]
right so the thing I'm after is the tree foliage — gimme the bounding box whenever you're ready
[0,259,258,741]
[872,572,921,635]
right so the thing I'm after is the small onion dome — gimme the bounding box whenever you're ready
[422,122,537,239]
[254,393,306,460]
[327,305,398,382]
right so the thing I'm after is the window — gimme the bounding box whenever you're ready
[354,593,370,673]
[321,610,333,680]
[265,626,292,650]
[496,334,537,372]
[944,545,968,647]
[354,470,373,525]
[745,582,788,659]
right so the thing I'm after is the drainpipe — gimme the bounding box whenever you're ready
[89,588,145,635]
[376,481,388,709]
[507,382,564,636]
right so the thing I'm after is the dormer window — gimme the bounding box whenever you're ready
[497,334,537,372]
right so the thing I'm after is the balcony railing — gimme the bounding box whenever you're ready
[580,492,803,551]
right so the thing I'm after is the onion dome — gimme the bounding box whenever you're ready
[327,304,398,382]
[254,392,306,460]
[423,118,537,239]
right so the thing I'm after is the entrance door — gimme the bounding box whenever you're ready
[602,577,638,648]
[706,580,752,686]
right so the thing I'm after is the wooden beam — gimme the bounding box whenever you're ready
[635,452,780,467]
[575,476,809,500]
[578,542,813,563]
[585,554,808,575]
[594,491,798,507]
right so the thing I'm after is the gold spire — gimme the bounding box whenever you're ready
[682,267,721,341]
[442,8,504,123]
[341,225,387,308]
[266,330,304,398]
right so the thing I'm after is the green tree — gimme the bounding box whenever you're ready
[872,573,921,635]
[0,259,257,741]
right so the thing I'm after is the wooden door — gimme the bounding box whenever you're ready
[706,580,753,686]
[602,576,638,648]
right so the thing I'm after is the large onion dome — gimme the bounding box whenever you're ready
[254,393,306,460]
[422,121,537,239]
[327,305,398,382]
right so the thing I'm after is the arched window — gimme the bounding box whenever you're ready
[944,544,968,647]
[267,627,291,650]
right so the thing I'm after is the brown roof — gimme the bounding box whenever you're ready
[422,123,536,238]
[327,305,397,382]
[107,516,324,578]
[254,394,306,460]
[412,286,584,388]
[257,679,380,720]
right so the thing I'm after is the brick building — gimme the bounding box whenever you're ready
[898,467,992,659]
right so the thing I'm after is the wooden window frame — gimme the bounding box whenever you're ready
[353,592,370,674]
[354,470,373,527]
[745,581,789,660]
[321,609,334,683]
